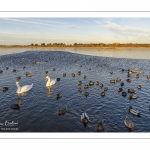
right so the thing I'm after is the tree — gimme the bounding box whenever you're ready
[41,43,45,46]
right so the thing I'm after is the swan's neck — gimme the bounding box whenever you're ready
[46,78,51,86]
[16,84,21,92]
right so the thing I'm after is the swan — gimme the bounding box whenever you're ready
[16,82,33,94]
[45,76,56,87]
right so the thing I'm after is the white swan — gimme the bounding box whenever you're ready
[45,76,56,86]
[16,82,33,94]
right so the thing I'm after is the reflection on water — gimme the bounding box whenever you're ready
[1,50,150,132]
[46,86,53,97]
[1,48,150,59]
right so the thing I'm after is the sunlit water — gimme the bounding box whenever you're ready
[0,48,150,132]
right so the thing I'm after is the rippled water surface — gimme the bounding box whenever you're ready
[0,49,150,132]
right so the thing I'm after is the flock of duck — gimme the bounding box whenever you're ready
[1,59,150,131]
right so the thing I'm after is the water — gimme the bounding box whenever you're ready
[0,49,150,132]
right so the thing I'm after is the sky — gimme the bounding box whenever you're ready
[1,18,150,45]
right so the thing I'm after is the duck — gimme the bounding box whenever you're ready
[26,72,32,77]
[6,67,9,70]
[104,87,108,91]
[127,79,131,82]
[78,81,82,85]
[56,92,62,99]
[120,82,124,86]
[84,84,89,89]
[83,75,86,79]
[2,87,8,92]
[110,72,113,74]
[101,91,105,97]
[52,68,55,71]
[0,70,3,73]
[124,116,134,130]
[129,94,138,99]
[45,76,56,86]
[117,87,122,92]
[97,120,104,131]
[81,113,89,124]
[128,71,132,75]
[16,82,33,94]
[16,76,21,80]
[88,68,91,70]
[122,92,127,97]
[80,65,82,67]
[78,71,81,75]
[72,73,75,77]
[128,89,135,93]
[58,107,67,115]
[96,81,99,85]
[78,87,82,92]
[116,77,121,82]
[136,74,140,78]
[23,66,25,69]
[62,73,66,77]
[12,69,16,72]
[57,78,60,81]
[122,69,124,71]
[137,85,142,89]
[131,70,137,73]
[128,106,141,117]
[147,75,150,79]
[110,79,116,83]
[84,92,89,97]
[89,81,94,86]
[139,70,144,74]
[99,83,103,88]
[45,71,48,74]
[10,104,20,110]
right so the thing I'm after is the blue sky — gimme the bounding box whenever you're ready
[1,18,150,45]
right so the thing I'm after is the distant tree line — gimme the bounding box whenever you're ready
[29,43,150,47]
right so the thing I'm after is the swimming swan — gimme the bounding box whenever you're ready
[45,76,56,87]
[16,82,33,94]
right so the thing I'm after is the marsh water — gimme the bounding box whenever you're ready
[0,48,150,132]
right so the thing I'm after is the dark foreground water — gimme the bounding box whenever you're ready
[0,50,150,132]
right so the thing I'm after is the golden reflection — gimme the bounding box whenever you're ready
[17,98,22,105]
[46,86,53,97]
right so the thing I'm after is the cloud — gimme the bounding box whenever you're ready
[78,19,90,23]
[102,21,150,38]
[3,18,82,29]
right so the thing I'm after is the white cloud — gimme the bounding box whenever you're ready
[3,18,82,29]
[102,21,150,38]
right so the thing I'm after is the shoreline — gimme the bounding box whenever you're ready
[1,46,150,50]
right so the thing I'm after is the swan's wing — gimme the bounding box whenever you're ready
[20,84,33,93]
[50,79,56,85]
